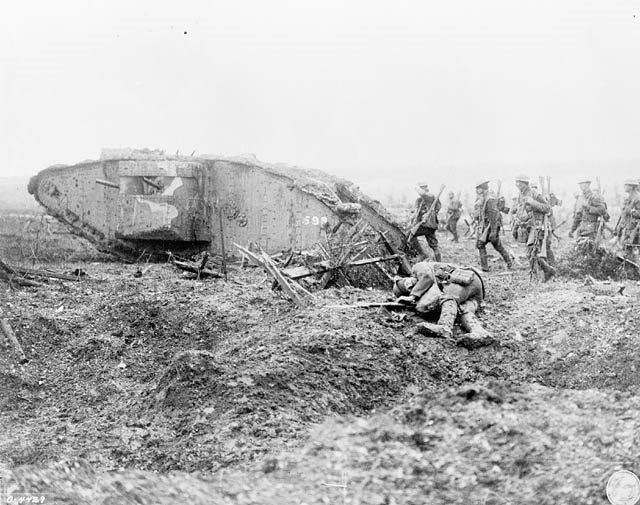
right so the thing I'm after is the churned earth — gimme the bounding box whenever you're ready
[1,230,640,504]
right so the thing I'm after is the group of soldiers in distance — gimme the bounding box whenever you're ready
[388,175,640,348]
[407,176,640,281]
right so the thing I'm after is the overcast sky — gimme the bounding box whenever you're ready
[1,0,639,196]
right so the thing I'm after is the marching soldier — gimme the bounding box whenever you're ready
[513,175,555,281]
[569,178,609,241]
[474,180,512,271]
[616,179,640,258]
[408,182,442,261]
[446,191,462,242]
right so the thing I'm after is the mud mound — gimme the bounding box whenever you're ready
[0,261,534,473]
[485,282,640,391]
[8,383,639,505]
[261,383,638,505]
[3,236,639,500]
[153,350,230,408]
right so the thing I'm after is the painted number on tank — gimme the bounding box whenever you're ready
[302,216,328,226]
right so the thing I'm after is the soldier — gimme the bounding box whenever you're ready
[394,260,493,349]
[616,179,640,258]
[445,191,462,242]
[408,182,442,261]
[513,175,555,281]
[474,180,512,271]
[569,178,609,241]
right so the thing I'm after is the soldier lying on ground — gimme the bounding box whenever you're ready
[393,260,495,349]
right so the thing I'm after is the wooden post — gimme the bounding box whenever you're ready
[0,308,28,364]
[216,199,228,281]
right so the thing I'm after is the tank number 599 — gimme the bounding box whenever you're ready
[302,216,328,226]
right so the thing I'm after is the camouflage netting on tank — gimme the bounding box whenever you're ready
[29,149,408,262]
[199,153,405,233]
[558,238,639,280]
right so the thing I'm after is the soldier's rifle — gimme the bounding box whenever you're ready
[627,221,640,246]
[538,215,550,259]
[406,198,426,242]
[470,216,479,238]
[463,217,476,237]
[546,176,552,197]
[595,217,605,247]
[325,301,416,311]
[613,213,623,237]
[496,180,506,235]
[407,184,445,241]
[538,176,546,199]
[594,176,608,245]
[539,177,551,258]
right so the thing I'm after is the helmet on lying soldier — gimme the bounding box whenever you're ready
[393,276,417,297]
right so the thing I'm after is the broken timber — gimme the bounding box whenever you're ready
[325,301,415,311]
[171,260,222,279]
[0,308,28,364]
[0,259,44,287]
[281,254,400,280]
[233,244,310,306]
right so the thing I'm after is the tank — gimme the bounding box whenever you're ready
[28,148,407,257]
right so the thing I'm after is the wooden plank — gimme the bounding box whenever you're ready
[260,252,304,306]
[172,260,221,278]
[376,229,412,275]
[282,255,398,280]
[233,243,264,267]
[12,266,84,282]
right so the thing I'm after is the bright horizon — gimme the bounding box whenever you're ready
[2,0,640,200]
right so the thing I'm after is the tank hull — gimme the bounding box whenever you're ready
[28,150,407,257]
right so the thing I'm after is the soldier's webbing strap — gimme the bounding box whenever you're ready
[465,266,485,299]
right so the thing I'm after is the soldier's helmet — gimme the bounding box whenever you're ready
[624,179,639,186]
[577,178,591,185]
[475,179,490,189]
[515,174,529,183]
[393,276,417,296]
[418,181,429,188]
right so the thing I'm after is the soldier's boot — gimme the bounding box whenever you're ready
[478,249,490,272]
[458,302,495,349]
[538,257,556,282]
[415,300,457,340]
[494,242,513,269]
[432,247,442,262]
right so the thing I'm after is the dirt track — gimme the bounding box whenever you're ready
[1,233,639,504]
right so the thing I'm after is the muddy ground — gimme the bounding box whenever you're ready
[1,226,640,504]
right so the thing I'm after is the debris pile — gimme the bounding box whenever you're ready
[558,238,640,280]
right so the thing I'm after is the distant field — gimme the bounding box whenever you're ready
[0,176,40,212]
